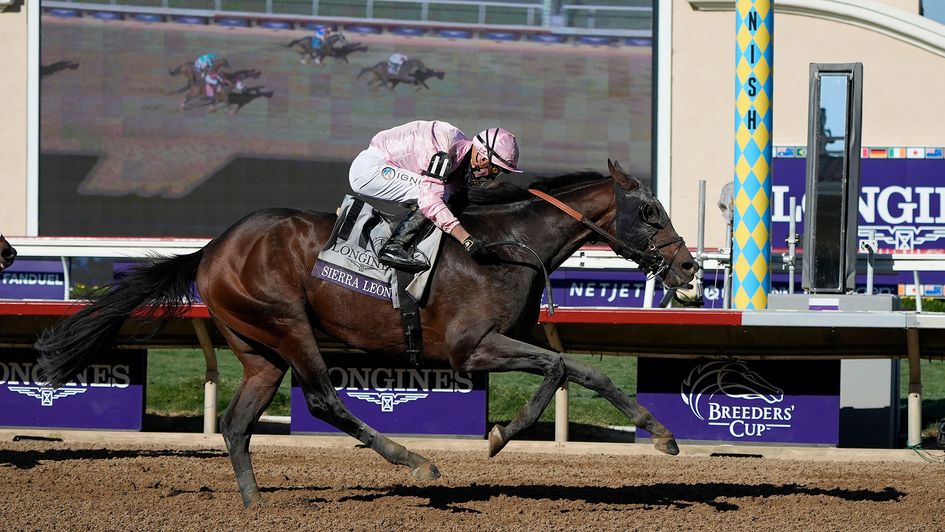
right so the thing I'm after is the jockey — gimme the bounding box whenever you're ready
[204,69,223,97]
[194,53,217,75]
[387,52,408,76]
[349,120,522,273]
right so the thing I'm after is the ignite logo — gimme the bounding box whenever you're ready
[380,166,421,185]
[680,361,795,438]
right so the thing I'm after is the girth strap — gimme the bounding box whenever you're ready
[395,269,423,366]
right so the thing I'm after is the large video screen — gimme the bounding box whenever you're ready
[40,12,653,237]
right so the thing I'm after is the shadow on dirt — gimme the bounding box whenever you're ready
[336,482,905,513]
[0,447,228,470]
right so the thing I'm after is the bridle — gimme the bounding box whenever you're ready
[527,183,686,279]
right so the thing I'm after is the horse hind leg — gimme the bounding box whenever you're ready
[214,321,289,507]
[461,333,567,457]
[562,357,679,455]
[285,326,440,481]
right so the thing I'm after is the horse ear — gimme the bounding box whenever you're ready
[608,159,638,190]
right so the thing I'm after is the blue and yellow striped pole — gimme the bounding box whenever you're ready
[733,0,773,309]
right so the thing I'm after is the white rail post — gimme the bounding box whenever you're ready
[906,327,922,447]
[543,323,568,443]
[192,318,219,435]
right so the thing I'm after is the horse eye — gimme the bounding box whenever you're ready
[642,204,660,223]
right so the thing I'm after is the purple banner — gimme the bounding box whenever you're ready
[0,260,65,300]
[773,156,945,253]
[291,353,487,437]
[0,348,146,430]
[313,260,392,301]
[637,358,840,445]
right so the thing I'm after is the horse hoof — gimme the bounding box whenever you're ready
[652,435,680,456]
[410,461,441,481]
[241,489,263,507]
[488,425,508,458]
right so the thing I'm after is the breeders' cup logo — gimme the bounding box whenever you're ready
[680,361,794,438]
[330,366,474,413]
[1,361,131,407]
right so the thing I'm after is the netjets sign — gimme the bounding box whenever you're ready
[0,349,146,431]
[290,354,487,437]
[638,358,840,445]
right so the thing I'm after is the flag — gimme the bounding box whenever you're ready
[869,148,888,159]
[907,147,925,159]
[926,147,944,159]
[775,146,795,158]
[861,147,871,158]
[795,147,808,158]
[887,148,906,158]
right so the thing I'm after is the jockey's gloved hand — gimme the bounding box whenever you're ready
[422,151,452,181]
[462,236,492,260]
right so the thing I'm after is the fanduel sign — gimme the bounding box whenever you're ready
[0,260,65,300]
[290,353,487,437]
[0,349,146,430]
[773,157,945,252]
[636,358,840,445]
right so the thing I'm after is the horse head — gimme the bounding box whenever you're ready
[0,235,17,272]
[606,159,697,288]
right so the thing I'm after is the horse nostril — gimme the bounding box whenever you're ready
[681,261,697,272]
[1,249,12,260]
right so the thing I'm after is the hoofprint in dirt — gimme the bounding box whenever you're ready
[0,439,940,531]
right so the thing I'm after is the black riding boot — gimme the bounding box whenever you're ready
[378,209,432,273]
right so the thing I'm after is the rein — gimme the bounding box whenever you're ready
[527,188,685,279]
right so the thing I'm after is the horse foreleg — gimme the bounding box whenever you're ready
[289,336,440,481]
[215,323,289,507]
[562,356,679,455]
[461,332,566,457]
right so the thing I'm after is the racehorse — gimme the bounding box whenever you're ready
[357,58,445,90]
[169,57,231,97]
[0,235,16,272]
[286,33,367,64]
[35,160,697,507]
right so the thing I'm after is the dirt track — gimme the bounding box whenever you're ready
[1,435,942,531]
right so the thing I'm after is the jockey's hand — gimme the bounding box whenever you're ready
[462,236,493,261]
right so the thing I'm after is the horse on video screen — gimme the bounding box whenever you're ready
[169,57,231,97]
[35,160,696,507]
[286,33,367,65]
[358,58,445,90]
[0,235,16,272]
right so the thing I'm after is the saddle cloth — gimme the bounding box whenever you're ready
[313,194,442,308]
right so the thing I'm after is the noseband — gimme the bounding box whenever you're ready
[528,186,685,278]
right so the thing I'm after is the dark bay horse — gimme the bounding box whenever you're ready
[358,59,445,90]
[0,235,16,271]
[35,161,697,507]
[287,33,367,64]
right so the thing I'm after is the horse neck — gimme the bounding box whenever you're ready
[506,180,614,271]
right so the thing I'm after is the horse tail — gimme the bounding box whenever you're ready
[168,63,183,76]
[35,250,205,389]
[286,37,306,48]
[357,64,377,79]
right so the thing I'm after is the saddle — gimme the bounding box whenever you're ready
[315,194,443,365]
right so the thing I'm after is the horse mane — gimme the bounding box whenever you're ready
[467,170,610,207]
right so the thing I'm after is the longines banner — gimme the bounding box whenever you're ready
[0,348,146,430]
[636,358,840,445]
[290,353,487,437]
[773,155,945,253]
